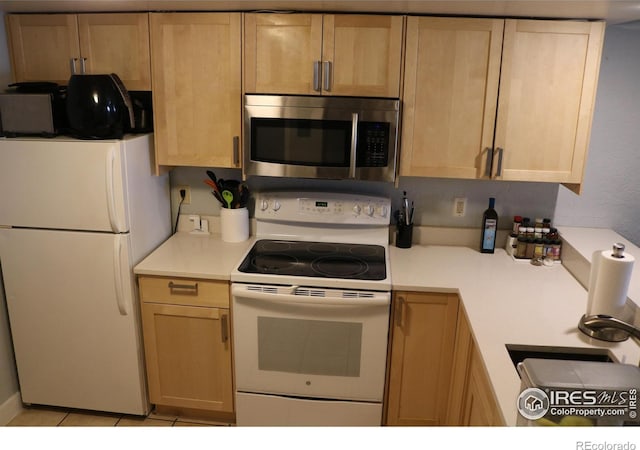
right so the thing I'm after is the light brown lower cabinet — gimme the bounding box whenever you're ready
[446,305,505,426]
[138,276,234,419]
[385,291,459,425]
[385,291,504,426]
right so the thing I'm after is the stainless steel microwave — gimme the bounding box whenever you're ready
[244,95,400,182]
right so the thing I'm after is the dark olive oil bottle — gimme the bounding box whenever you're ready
[480,197,498,253]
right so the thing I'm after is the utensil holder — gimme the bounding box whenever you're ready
[220,207,249,242]
[396,223,413,248]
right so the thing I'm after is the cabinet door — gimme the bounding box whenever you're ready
[7,14,80,85]
[150,13,242,168]
[141,302,233,412]
[494,20,604,183]
[322,15,403,97]
[244,13,323,95]
[462,350,504,426]
[400,17,503,179]
[385,292,458,426]
[446,308,504,426]
[77,13,151,90]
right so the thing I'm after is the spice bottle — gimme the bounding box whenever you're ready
[533,239,545,259]
[516,237,528,258]
[512,216,522,234]
[525,238,535,259]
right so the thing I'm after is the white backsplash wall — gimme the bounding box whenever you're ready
[169,167,559,232]
[554,22,640,246]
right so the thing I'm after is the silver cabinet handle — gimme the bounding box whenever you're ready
[495,147,504,177]
[168,281,198,295]
[349,112,359,179]
[233,136,240,166]
[221,314,229,343]
[80,57,87,74]
[313,61,321,92]
[484,147,494,178]
[70,58,78,75]
[323,61,332,91]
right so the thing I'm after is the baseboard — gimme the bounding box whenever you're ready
[0,392,23,426]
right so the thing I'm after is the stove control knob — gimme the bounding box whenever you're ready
[364,204,375,216]
[352,204,362,215]
[272,200,281,211]
[259,199,270,211]
[378,205,389,218]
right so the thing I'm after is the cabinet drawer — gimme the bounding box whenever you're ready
[138,276,229,308]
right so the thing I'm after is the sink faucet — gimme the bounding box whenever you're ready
[579,314,640,343]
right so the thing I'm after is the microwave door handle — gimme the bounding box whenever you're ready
[350,112,359,179]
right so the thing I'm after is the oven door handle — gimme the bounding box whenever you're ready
[232,285,389,306]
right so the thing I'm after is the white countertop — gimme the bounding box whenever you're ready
[134,232,255,280]
[558,226,640,307]
[134,227,640,426]
[391,243,640,425]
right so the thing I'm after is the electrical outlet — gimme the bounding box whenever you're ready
[177,185,191,205]
[453,197,466,217]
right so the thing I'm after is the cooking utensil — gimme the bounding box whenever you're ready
[222,190,235,209]
[211,190,225,207]
[203,179,219,192]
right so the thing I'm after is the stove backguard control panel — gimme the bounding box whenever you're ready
[255,191,391,225]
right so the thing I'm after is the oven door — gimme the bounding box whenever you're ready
[231,283,390,402]
[243,95,399,182]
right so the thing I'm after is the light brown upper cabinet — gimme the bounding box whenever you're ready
[7,13,151,90]
[400,17,605,187]
[244,13,404,97]
[150,13,242,169]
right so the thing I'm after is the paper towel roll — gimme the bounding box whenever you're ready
[586,246,635,318]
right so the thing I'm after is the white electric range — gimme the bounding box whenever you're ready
[230,191,392,426]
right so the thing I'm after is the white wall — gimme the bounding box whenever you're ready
[170,168,559,235]
[0,12,20,411]
[554,22,640,246]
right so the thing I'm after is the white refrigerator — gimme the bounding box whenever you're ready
[0,134,170,415]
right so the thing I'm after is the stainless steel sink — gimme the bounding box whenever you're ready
[506,344,615,374]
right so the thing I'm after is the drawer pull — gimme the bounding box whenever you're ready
[396,296,406,328]
[221,314,229,343]
[168,281,198,295]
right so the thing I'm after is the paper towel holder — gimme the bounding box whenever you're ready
[578,242,639,342]
[578,314,640,342]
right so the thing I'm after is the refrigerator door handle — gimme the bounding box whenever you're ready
[105,148,122,233]
[113,235,128,316]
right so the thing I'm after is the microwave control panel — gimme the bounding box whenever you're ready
[357,122,390,168]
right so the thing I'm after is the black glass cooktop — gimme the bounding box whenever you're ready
[238,239,386,281]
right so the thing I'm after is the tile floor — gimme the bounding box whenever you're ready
[6,405,231,427]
